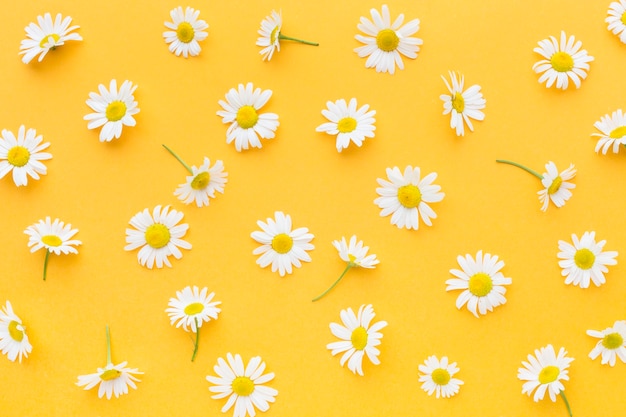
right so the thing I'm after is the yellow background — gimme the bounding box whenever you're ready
[1,0,625,416]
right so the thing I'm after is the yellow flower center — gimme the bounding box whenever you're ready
[232,376,255,396]
[7,146,30,167]
[621,12,626,25]
[351,326,368,350]
[176,22,195,43]
[451,93,465,113]
[431,368,451,385]
[550,52,574,73]
[337,117,357,133]
[376,29,400,52]
[100,368,122,381]
[270,26,280,44]
[348,254,357,264]
[602,332,624,349]
[547,176,563,195]
[184,302,205,316]
[609,126,626,139]
[538,365,560,384]
[271,233,293,254]
[468,272,493,297]
[8,321,24,342]
[41,235,62,247]
[105,101,127,122]
[191,172,210,190]
[574,248,595,270]
[39,33,60,48]
[144,224,171,249]
[236,105,259,129]
[397,185,422,208]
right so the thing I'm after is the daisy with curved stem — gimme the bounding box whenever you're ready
[256,9,318,61]
[532,31,594,90]
[0,301,32,363]
[124,205,192,269]
[496,160,576,211]
[0,125,52,187]
[606,1,626,44]
[24,217,81,281]
[374,165,445,230]
[586,320,626,366]
[517,344,574,417]
[163,6,208,58]
[316,98,376,152]
[84,79,139,142]
[19,13,82,64]
[312,235,379,302]
[327,304,387,376]
[440,71,486,136]
[206,353,278,417]
[418,355,463,398]
[557,231,618,288]
[354,4,422,74]
[591,109,626,154]
[162,145,227,207]
[217,83,279,152]
[76,326,142,399]
[166,286,221,362]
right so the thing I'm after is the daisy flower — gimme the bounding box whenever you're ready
[165,286,221,361]
[0,125,52,187]
[418,355,464,398]
[354,4,422,74]
[532,31,594,90]
[206,353,278,417]
[216,83,279,152]
[557,231,618,288]
[315,98,376,152]
[163,6,208,58]
[586,320,626,366]
[163,145,227,207]
[76,326,142,399]
[446,250,512,318]
[327,304,387,375]
[24,217,81,281]
[19,12,82,64]
[440,71,486,136]
[0,301,32,363]
[250,211,314,277]
[591,109,626,154]
[607,1,626,44]
[312,235,379,301]
[256,9,318,61]
[374,165,445,230]
[124,205,192,269]
[84,79,139,142]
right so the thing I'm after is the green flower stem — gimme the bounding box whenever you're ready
[560,390,573,417]
[105,325,112,366]
[312,263,354,302]
[496,159,543,180]
[42,249,50,281]
[191,318,200,362]
[162,144,193,174]
[279,33,319,46]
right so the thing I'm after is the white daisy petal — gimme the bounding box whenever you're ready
[517,344,574,402]
[537,161,576,212]
[0,301,32,363]
[533,31,593,90]
[440,72,486,136]
[418,355,464,398]
[163,6,208,58]
[557,231,618,288]
[84,80,139,142]
[0,126,52,187]
[19,13,82,64]
[316,98,376,152]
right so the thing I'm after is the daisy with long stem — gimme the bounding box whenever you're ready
[256,10,318,61]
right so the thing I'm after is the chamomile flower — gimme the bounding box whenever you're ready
[607,1,626,44]
[165,286,221,361]
[206,353,278,417]
[216,83,279,152]
[532,31,594,90]
[256,9,318,61]
[315,98,376,152]
[24,217,81,281]
[374,165,445,230]
[591,109,626,154]
[586,320,626,366]
[557,231,618,288]
[418,355,464,398]
[124,205,192,269]
[0,301,32,363]
[163,6,208,58]
[19,12,82,64]
[84,79,139,142]
[327,304,387,376]
[354,4,422,74]
[0,125,52,187]
[440,71,486,136]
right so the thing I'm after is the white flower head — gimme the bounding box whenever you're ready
[0,301,32,363]
[374,165,445,230]
[354,4,422,74]
[19,13,82,64]
[316,98,376,152]
[418,355,464,398]
[250,211,314,277]
[587,320,626,366]
[163,6,208,58]
[207,353,278,417]
[124,205,192,269]
[607,1,626,44]
[0,125,52,187]
[327,304,387,375]
[538,161,576,212]
[216,83,279,152]
[440,71,486,136]
[591,109,626,154]
[256,9,318,61]
[517,344,574,402]
[557,231,618,288]
[532,31,594,90]
[84,80,139,142]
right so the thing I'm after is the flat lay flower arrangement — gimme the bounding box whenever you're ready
[1,1,626,417]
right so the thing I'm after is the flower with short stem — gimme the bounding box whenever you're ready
[256,9,318,61]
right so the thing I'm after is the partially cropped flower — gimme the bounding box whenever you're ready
[532,31,593,90]
[19,12,82,64]
[316,98,376,152]
[84,80,139,142]
[440,71,486,136]
[607,1,626,44]
[0,301,32,363]
[586,320,626,366]
[557,231,618,288]
[0,125,52,187]
[591,109,626,154]
[24,217,81,280]
[418,355,464,398]
[256,9,318,61]
[163,6,208,58]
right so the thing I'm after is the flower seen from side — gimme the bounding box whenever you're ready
[163,6,208,58]
[591,109,626,154]
[256,9,319,61]
[84,80,139,142]
[607,1,626,44]
[19,12,82,64]
[418,355,463,398]
[316,98,376,152]
[532,31,593,90]
[557,231,618,288]
[586,320,626,366]
[440,71,486,136]
[0,125,52,187]
[0,301,32,363]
